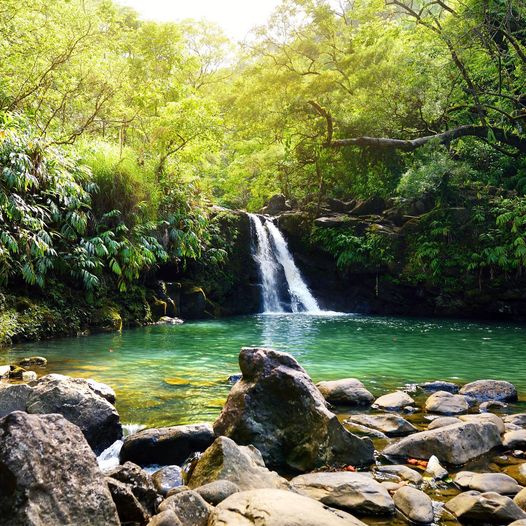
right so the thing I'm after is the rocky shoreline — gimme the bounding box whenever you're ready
[1,347,526,525]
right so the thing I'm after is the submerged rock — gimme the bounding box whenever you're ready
[291,471,395,516]
[418,381,459,394]
[446,490,526,523]
[345,414,417,437]
[316,378,375,406]
[188,436,288,491]
[393,486,434,525]
[208,488,368,525]
[120,423,214,466]
[25,374,122,454]
[383,421,502,465]
[425,391,469,415]
[460,379,518,402]
[18,356,47,367]
[0,411,119,525]
[374,391,414,411]
[213,347,374,472]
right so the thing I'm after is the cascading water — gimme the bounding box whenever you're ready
[249,213,321,313]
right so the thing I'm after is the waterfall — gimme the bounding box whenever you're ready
[249,213,321,313]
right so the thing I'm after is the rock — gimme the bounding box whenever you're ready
[506,414,526,427]
[426,455,448,479]
[166,486,191,498]
[427,416,461,430]
[158,490,211,526]
[394,486,434,524]
[316,378,374,406]
[506,463,526,485]
[425,391,469,415]
[19,356,47,367]
[516,488,526,511]
[418,381,459,394]
[345,414,417,437]
[107,477,151,525]
[120,423,214,466]
[351,196,386,216]
[8,364,26,379]
[195,480,240,505]
[455,471,523,495]
[383,421,502,465]
[152,465,184,496]
[291,471,395,516]
[209,488,368,525]
[510,521,526,526]
[480,400,508,412]
[460,380,518,402]
[227,374,242,384]
[344,422,388,440]
[158,316,184,325]
[446,490,526,523]
[325,198,355,213]
[376,464,423,484]
[374,391,414,411]
[188,436,288,491]
[505,430,526,449]
[0,383,32,418]
[25,374,122,454]
[147,510,183,526]
[0,365,10,378]
[213,348,374,472]
[459,413,505,434]
[0,411,119,525]
[260,194,291,215]
[108,461,159,515]
[21,370,37,382]
[86,378,117,404]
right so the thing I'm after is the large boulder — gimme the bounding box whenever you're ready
[459,413,506,434]
[393,486,434,525]
[106,477,151,525]
[316,379,374,406]
[346,414,417,437]
[213,348,374,472]
[25,374,122,454]
[516,488,526,511]
[290,471,395,516]
[383,421,502,465]
[425,391,469,415]
[187,436,288,491]
[0,411,119,525]
[120,423,214,466]
[504,430,526,449]
[208,489,368,526]
[260,194,291,215]
[445,491,526,523]
[455,471,523,495]
[460,380,518,402]
[0,384,32,418]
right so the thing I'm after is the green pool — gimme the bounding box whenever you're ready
[2,313,525,427]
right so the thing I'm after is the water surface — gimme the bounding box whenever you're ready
[3,314,525,427]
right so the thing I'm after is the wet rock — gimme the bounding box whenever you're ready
[504,430,526,449]
[158,490,211,526]
[454,471,523,495]
[213,348,374,472]
[21,370,37,382]
[107,477,151,525]
[188,436,288,491]
[374,391,414,411]
[0,383,32,418]
[418,381,459,394]
[425,391,469,415]
[291,471,395,516]
[346,414,417,437]
[25,374,122,454]
[195,480,240,505]
[152,465,184,496]
[480,400,508,412]
[460,380,518,402]
[515,488,526,511]
[506,463,526,485]
[120,423,214,467]
[86,378,117,404]
[317,378,375,406]
[376,465,423,484]
[445,490,526,523]
[8,364,26,379]
[0,411,119,525]
[506,414,526,427]
[209,488,368,525]
[19,356,47,367]
[158,316,184,325]
[108,461,159,515]
[459,413,505,434]
[427,416,461,430]
[426,455,448,480]
[383,421,502,465]
[147,510,183,526]
[394,486,434,524]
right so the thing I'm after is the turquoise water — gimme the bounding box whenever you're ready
[2,314,526,427]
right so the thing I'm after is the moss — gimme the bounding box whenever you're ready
[91,304,123,332]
